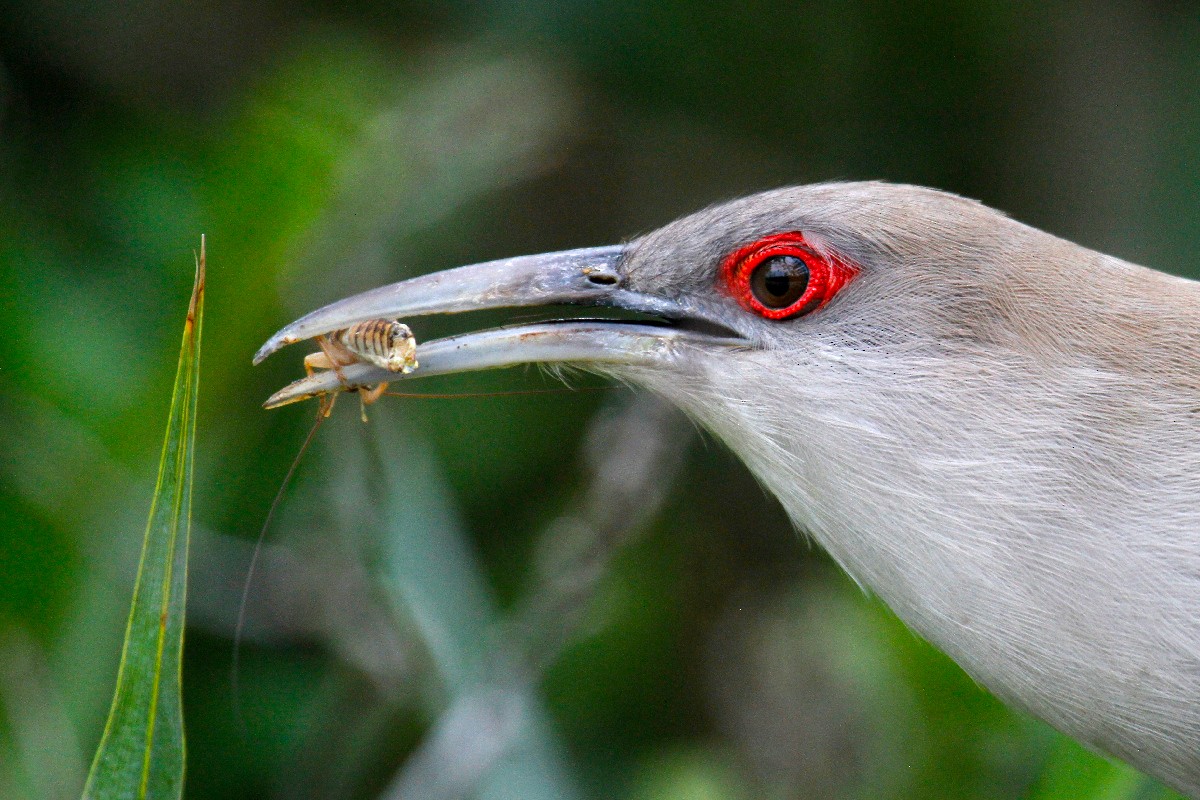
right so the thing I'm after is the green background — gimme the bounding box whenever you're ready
[0,2,1197,798]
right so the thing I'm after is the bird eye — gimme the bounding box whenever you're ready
[721,232,858,320]
[750,255,809,308]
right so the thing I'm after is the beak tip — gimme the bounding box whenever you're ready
[253,333,300,365]
[263,388,298,409]
[252,343,275,366]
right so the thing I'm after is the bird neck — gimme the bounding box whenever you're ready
[618,313,1200,792]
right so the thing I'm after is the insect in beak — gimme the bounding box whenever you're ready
[297,319,419,421]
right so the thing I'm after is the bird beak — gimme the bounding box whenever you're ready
[255,245,744,408]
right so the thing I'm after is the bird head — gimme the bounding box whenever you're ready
[256,182,1041,401]
[256,181,1200,796]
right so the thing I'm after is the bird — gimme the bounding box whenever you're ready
[256,181,1200,797]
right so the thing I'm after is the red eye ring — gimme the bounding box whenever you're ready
[720,232,859,320]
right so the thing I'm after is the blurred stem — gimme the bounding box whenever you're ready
[381,394,688,800]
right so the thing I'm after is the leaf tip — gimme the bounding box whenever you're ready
[187,235,206,328]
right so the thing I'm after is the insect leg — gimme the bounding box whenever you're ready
[360,382,389,405]
[303,351,334,377]
[316,335,351,385]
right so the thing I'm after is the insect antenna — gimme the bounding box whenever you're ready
[381,386,614,400]
[231,403,327,737]
[231,383,610,732]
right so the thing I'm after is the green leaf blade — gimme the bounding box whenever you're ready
[82,239,205,800]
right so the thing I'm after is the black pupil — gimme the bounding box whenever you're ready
[750,255,809,308]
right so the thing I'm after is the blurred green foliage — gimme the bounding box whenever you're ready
[0,2,1196,799]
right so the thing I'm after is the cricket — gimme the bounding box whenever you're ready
[302,318,419,420]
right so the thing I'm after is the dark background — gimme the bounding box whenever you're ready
[0,2,1197,798]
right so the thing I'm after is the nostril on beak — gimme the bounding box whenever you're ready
[585,272,618,286]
